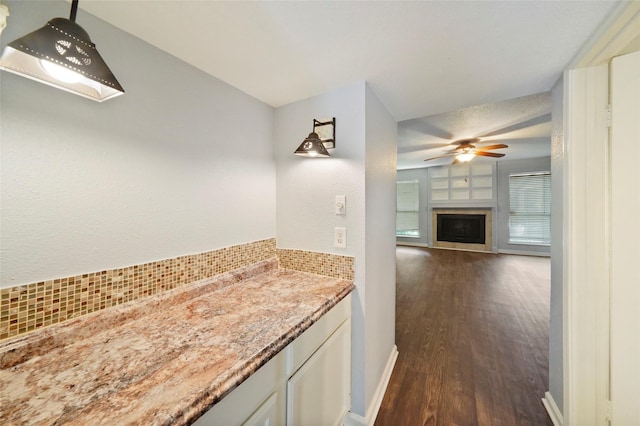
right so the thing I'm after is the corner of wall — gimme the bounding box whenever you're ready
[548,76,565,414]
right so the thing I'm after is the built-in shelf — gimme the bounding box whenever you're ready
[428,163,496,205]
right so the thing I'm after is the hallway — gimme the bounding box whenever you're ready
[375,247,552,425]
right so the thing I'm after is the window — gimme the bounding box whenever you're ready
[508,172,551,245]
[396,180,420,237]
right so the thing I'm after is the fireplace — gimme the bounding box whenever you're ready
[437,214,486,244]
[432,208,493,252]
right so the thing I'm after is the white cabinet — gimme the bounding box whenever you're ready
[194,295,351,426]
[193,350,287,426]
[287,319,351,426]
[242,393,280,426]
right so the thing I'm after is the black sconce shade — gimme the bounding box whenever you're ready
[0,1,124,101]
[295,132,331,157]
[294,118,336,158]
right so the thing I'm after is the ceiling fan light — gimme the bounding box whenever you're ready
[456,152,475,162]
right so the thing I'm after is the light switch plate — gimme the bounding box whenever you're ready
[335,195,346,215]
[334,227,346,248]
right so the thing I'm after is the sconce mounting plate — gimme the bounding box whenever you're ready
[314,118,336,150]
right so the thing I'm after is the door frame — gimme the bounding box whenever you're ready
[563,3,640,424]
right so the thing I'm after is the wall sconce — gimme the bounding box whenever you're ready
[0,5,9,36]
[0,0,124,102]
[294,118,336,158]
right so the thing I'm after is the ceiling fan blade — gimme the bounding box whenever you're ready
[398,142,452,154]
[424,153,457,162]
[476,143,509,151]
[399,118,455,141]
[478,113,551,138]
[475,151,506,158]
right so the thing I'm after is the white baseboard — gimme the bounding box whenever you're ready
[344,345,399,426]
[343,412,366,426]
[432,246,494,254]
[396,241,430,248]
[365,345,398,424]
[542,391,564,426]
[498,249,551,257]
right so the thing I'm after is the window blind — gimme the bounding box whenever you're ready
[508,172,551,245]
[397,180,420,237]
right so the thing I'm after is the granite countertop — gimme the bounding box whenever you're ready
[0,259,354,425]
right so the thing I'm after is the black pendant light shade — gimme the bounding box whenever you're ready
[295,132,331,157]
[294,118,336,158]
[0,1,124,102]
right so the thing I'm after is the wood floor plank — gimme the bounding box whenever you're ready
[375,247,552,426]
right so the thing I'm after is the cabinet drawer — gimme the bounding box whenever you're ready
[286,294,351,376]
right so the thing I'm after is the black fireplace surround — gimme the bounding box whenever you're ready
[437,214,486,244]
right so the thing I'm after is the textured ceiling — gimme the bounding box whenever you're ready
[397,92,552,169]
[77,0,620,121]
[73,1,622,169]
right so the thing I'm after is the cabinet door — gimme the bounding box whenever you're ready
[242,392,279,426]
[286,319,351,426]
[193,351,286,426]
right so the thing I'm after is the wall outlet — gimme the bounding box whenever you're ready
[335,195,346,215]
[334,227,346,248]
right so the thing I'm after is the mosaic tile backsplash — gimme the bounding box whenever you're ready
[0,239,354,341]
[277,248,354,281]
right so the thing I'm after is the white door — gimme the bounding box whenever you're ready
[610,49,640,425]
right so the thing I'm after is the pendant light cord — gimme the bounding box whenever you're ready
[69,0,79,22]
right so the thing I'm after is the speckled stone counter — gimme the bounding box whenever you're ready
[0,258,354,425]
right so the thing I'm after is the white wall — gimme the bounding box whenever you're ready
[274,83,365,257]
[363,85,397,414]
[0,1,276,288]
[274,82,397,417]
[275,82,368,415]
[548,77,564,413]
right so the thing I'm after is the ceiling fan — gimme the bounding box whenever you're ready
[424,138,508,163]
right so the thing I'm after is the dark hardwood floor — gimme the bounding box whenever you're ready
[375,247,552,426]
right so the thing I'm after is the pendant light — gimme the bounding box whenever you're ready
[294,118,336,158]
[0,0,124,102]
